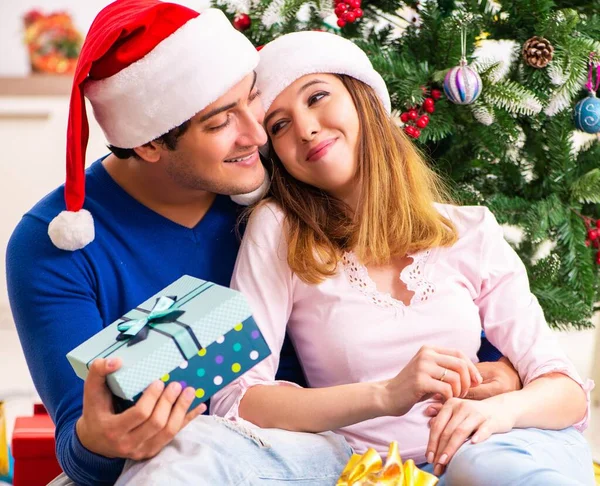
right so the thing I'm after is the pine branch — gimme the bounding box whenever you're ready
[483,80,543,115]
[556,211,597,304]
[571,169,600,204]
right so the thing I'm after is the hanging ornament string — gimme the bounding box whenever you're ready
[586,52,600,95]
[460,23,468,66]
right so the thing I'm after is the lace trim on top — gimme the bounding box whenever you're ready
[341,250,435,309]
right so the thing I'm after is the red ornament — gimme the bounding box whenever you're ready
[416,115,430,128]
[343,10,357,22]
[431,89,442,100]
[337,18,347,27]
[413,127,421,138]
[588,229,599,241]
[423,97,435,108]
[335,3,349,16]
[423,103,435,114]
[408,109,418,120]
[354,8,364,18]
[334,0,346,4]
[596,220,600,228]
[594,239,600,249]
[400,112,410,123]
[348,0,361,8]
[233,13,251,31]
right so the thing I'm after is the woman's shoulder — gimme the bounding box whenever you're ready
[243,200,288,251]
[247,199,286,229]
[434,203,502,241]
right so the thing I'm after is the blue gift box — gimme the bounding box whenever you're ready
[67,276,271,408]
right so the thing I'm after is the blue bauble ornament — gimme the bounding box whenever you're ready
[443,61,482,105]
[574,94,600,134]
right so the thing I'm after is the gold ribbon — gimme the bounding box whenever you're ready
[336,442,438,486]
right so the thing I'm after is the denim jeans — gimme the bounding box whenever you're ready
[115,415,353,485]
[51,420,594,485]
[420,427,595,486]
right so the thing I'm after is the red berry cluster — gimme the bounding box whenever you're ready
[400,89,441,139]
[585,219,600,264]
[334,0,363,28]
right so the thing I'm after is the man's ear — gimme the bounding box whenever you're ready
[133,141,162,163]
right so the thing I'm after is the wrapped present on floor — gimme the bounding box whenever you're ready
[67,276,271,409]
[0,401,9,481]
[11,410,61,486]
[337,441,438,486]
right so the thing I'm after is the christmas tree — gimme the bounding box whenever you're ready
[218,0,600,329]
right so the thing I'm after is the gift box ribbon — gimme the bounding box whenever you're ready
[88,282,215,367]
[336,441,438,486]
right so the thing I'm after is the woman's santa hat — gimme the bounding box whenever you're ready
[255,31,391,114]
[48,0,260,251]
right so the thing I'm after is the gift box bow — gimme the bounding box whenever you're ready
[88,282,219,368]
[336,441,438,486]
[116,295,200,360]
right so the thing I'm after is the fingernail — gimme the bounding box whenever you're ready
[106,358,115,369]
[477,374,483,384]
[426,451,434,463]
[153,380,165,391]
[168,382,182,397]
[184,387,195,400]
[472,435,479,443]
[439,453,448,465]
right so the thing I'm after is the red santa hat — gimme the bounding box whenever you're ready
[256,31,391,113]
[48,0,260,251]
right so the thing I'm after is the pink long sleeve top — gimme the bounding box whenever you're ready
[211,202,593,465]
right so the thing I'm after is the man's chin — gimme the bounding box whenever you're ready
[228,169,269,205]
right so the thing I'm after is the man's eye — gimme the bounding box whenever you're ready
[208,114,232,131]
[249,89,262,102]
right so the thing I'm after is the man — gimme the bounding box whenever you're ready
[6,1,520,484]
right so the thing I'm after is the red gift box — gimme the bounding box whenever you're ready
[11,407,62,486]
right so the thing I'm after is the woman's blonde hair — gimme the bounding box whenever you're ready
[259,74,458,284]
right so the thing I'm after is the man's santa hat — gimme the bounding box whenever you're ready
[48,0,260,251]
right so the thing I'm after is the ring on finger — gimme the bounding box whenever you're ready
[439,368,448,382]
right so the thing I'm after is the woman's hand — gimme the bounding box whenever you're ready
[426,397,516,476]
[382,345,482,417]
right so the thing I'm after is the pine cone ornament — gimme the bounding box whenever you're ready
[522,36,554,68]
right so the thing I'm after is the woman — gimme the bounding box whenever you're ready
[211,31,594,485]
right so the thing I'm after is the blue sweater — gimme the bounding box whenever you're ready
[6,158,306,485]
[7,157,501,485]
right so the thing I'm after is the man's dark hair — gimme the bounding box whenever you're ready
[108,119,192,159]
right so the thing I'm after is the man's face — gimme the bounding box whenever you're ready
[160,72,268,196]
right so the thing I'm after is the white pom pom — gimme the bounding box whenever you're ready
[230,172,270,206]
[48,209,95,251]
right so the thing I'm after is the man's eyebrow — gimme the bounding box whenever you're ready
[199,72,258,123]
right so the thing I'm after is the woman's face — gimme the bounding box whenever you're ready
[264,74,360,201]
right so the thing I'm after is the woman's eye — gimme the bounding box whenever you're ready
[308,92,329,106]
[270,121,286,135]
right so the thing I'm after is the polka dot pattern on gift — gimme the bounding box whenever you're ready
[162,316,270,409]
